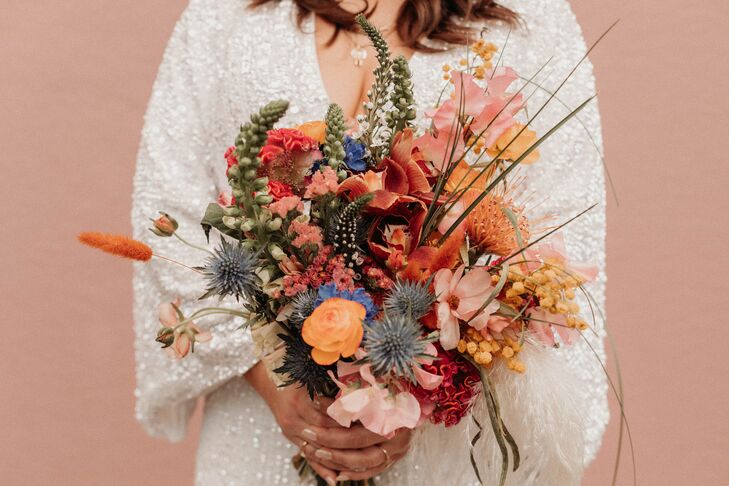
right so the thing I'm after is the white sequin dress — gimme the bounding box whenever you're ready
[132,0,608,484]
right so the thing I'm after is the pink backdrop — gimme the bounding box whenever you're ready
[1,0,728,484]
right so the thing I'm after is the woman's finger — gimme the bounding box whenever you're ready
[299,439,338,486]
[310,423,386,449]
[298,399,343,428]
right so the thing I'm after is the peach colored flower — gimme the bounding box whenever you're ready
[433,264,500,350]
[296,120,327,144]
[327,363,421,438]
[304,166,339,198]
[487,123,540,164]
[302,298,365,365]
[268,195,303,218]
[289,220,323,248]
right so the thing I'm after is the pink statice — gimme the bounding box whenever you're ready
[268,195,303,218]
[304,166,339,198]
[289,220,323,248]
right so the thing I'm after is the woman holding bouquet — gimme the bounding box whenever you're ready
[132,0,608,484]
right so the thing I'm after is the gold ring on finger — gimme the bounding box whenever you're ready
[378,445,392,467]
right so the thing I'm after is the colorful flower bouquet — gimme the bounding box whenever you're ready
[80,15,606,486]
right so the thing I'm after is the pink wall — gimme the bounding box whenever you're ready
[1,0,727,484]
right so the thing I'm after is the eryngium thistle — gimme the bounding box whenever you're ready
[275,332,337,399]
[290,289,318,327]
[364,315,427,380]
[199,238,258,301]
[384,279,435,320]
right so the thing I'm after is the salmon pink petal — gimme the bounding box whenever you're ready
[450,264,466,294]
[454,267,492,299]
[451,71,488,116]
[368,190,400,212]
[158,302,179,327]
[433,268,452,298]
[486,67,518,96]
[414,366,443,390]
[437,200,466,234]
[487,315,511,334]
[437,302,461,350]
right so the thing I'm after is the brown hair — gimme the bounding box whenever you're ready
[249,0,519,52]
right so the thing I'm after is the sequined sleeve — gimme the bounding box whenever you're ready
[131,0,258,442]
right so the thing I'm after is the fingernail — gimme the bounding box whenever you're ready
[336,474,350,482]
[315,449,333,460]
[325,478,336,486]
[302,428,317,441]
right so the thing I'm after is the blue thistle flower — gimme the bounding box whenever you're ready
[315,283,379,321]
[274,332,337,399]
[343,136,367,172]
[364,314,427,380]
[290,289,319,327]
[384,279,435,320]
[200,238,258,301]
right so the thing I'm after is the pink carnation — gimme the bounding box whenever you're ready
[289,220,323,248]
[268,196,303,218]
[304,166,339,198]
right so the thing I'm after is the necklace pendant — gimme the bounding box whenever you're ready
[350,46,367,67]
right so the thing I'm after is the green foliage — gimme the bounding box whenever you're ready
[323,103,346,170]
[387,55,416,134]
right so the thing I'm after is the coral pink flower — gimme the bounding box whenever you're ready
[470,67,524,148]
[433,264,500,350]
[512,232,598,281]
[289,220,323,248]
[327,364,421,438]
[268,195,303,218]
[304,166,339,198]
[217,190,234,207]
[258,129,322,189]
[526,308,577,346]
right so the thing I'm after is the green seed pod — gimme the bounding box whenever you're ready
[268,243,285,261]
[253,177,269,190]
[244,169,257,180]
[255,194,273,205]
[267,218,282,232]
[222,216,239,229]
[240,219,255,232]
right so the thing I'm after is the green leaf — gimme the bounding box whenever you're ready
[200,203,240,242]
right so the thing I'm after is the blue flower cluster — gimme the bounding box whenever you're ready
[314,283,379,322]
[343,136,367,172]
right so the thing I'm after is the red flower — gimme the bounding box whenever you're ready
[410,345,481,427]
[267,180,294,201]
[224,146,237,176]
[258,129,322,190]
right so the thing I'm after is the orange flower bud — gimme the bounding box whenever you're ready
[301,298,365,365]
[150,212,178,237]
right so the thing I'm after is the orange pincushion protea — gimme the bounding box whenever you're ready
[466,195,530,257]
[78,232,153,262]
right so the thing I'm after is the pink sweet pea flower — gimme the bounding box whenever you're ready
[327,364,421,438]
[434,265,500,350]
[158,299,211,360]
[513,232,598,282]
[526,308,578,346]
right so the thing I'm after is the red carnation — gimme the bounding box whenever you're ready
[258,129,322,190]
[268,180,295,201]
[410,345,481,427]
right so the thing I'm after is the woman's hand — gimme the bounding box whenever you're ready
[300,401,413,483]
[245,362,409,484]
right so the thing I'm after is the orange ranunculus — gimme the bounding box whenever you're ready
[302,298,365,365]
[486,123,540,164]
[296,120,327,144]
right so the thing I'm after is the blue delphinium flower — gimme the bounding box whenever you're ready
[343,136,367,172]
[314,283,379,321]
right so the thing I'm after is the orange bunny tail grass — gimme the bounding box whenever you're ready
[78,232,153,262]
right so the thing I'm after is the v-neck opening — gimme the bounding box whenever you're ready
[303,12,422,120]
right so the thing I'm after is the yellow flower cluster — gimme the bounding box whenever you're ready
[470,39,498,78]
[441,40,498,81]
[498,265,589,330]
[457,327,526,373]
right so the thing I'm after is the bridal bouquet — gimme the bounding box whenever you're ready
[80,15,603,486]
